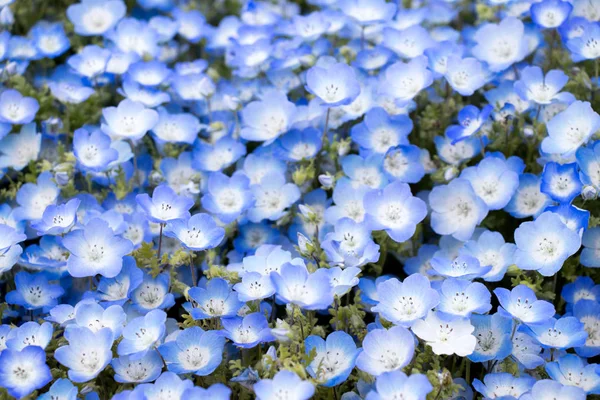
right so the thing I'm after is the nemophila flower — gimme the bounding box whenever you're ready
[38,378,78,400]
[381,144,425,183]
[572,300,600,357]
[63,218,133,278]
[460,230,516,282]
[112,350,163,383]
[107,18,159,58]
[327,266,360,296]
[541,101,600,157]
[512,331,545,369]
[469,313,513,363]
[233,272,276,301]
[235,244,296,277]
[66,0,125,36]
[581,227,600,267]
[158,326,225,375]
[240,90,297,144]
[378,56,433,104]
[356,326,414,376]
[412,311,476,357]
[101,99,159,141]
[324,179,369,224]
[151,108,201,145]
[434,135,482,166]
[350,107,412,155]
[93,256,143,305]
[513,211,581,276]
[383,25,435,60]
[445,105,492,144]
[562,277,600,306]
[248,173,301,222]
[0,89,39,124]
[6,271,64,310]
[531,0,573,29]
[117,309,167,359]
[187,278,244,320]
[130,372,194,399]
[520,380,586,400]
[120,78,170,108]
[305,61,361,107]
[45,304,75,326]
[31,198,80,235]
[73,127,119,172]
[201,173,253,224]
[514,66,574,105]
[5,321,53,351]
[54,325,113,382]
[546,354,600,394]
[567,22,600,61]
[340,154,387,189]
[525,316,588,349]
[367,371,432,400]
[460,156,519,210]
[444,55,488,96]
[0,241,22,274]
[338,0,396,25]
[354,46,395,71]
[577,141,600,190]
[183,383,232,399]
[505,173,553,219]
[165,213,225,251]
[541,162,582,204]
[494,284,556,325]
[321,218,380,269]
[73,301,125,340]
[0,122,41,171]
[126,60,171,87]
[437,278,491,317]
[546,203,589,235]
[67,45,110,79]
[0,224,25,254]
[221,312,275,348]
[271,262,333,310]
[273,127,322,162]
[429,178,488,241]
[192,136,247,172]
[30,21,70,58]
[473,373,535,400]
[136,185,194,225]
[48,67,95,105]
[0,345,52,398]
[472,17,528,72]
[305,331,359,387]
[254,370,315,400]
[14,171,59,222]
[130,272,175,313]
[171,72,215,101]
[371,273,439,327]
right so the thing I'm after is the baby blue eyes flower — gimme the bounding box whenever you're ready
[460,230,516,282]
[305,331,360,387]
[187,277,244,320]
[30,22,70,58]
[541,101,600,157]
[136,184,194,224]
[364,181,427,243]
[130,272,175,313]
[67,45,111,79]
[514,66,574,105]
[356,326,414,376]
[321,218,380,269]
[31,198,81,236]
[117,309,167,359]
[473,373,535,400]
[530,0,572,29]
[151,107,201,145]
[66,0,126,36]
[525,316,588,350]
[566,21,600,61]
[445,105,493,144]
[581,226,600,267]
[350,107,412,155]
[158,326,225,375]
[540,162,582,203]
[379,56,433,104]
[38,378,78,400]
[54,325,114,382]
[271,262,333,310]
[572,300,600,357]
[73,127,119,172]
[412,311,476,357]
[233,272,276,302]
[165,213,225,251]
[513,211,581,276]
[469,313,513,363]
[562,276,600,306]
[273,127,322,162]
[254,370,315,400]
[372,273,439,327]
[192,135,247,172]
[494,284,556,325]
[366,371,433,400]
[472,17,528,72]
[460,156,520,210]
[201,173,253,224]
[437,278,491,317]
[520,380,586,400]
[504,173,552,219]
[240,90,297,144]
[248,173,301,223]
[221,312,275,348]
[429,178,488,241]
[93,256,143,305]
[6,271,64,310]
[5,321,53,351]
[63,218,134,278]
[444,56,488,96]
[101,99,159,141]
[305,61,361,107]
[339,0,396,25]
[0,345,52,398]
[112,350,163,383]
[545,354,600,394]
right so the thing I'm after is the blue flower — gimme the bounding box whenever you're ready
[460,156,520,210]
[472,17,529,72]
[73,301,126,340]
[371,273,439,327]
[429,178,488,241]
[150,107,201,145]
[73,127,119,172]
[0,89,39,124]
[340,154,387,189]
[254,370,315,400]
[240,90,297,144]
[351,107,412,155]
[233,272,276,302]
[117,309,167,359]
[305,331,360,387]
[93,256,143,305]
[546,354,600,394]
[473,373,535,399]
[514,211,581,276]
[494,284,555,325]
[572,300,600,357]
[379,56,433,104]
[158,326,225,375]
[101,99,159,141]
[130,372,193,398]
[0,123,41,172]
[366,371,432,400]
[5,321,53,351]
[541,101,600,157]
[562,277,600,306]
[31,198,80,235]
[130,272,175,313]
[504,173,553,219]
[305,61,361,107]
[364,181,427,243]
[325,179,370,225]
[469,313,513,363]
[67,45,111,78]
[66,0,126,36]
[54,325,113,382]
[514,66,574,105]
[192,135,247,172]
[183,383,232,399]
[382,144,425,183]
[0,346,52,398]
[273,127,322,161]
[201,173,253,224]
[221,312,275,348]
[106,18,159,58]
[525,316,587,349]
[112,350,163,383]
[444,55,488,96]
[576,141,600,190]
[520,380,586,400]
[30,21,70,58]
[512,331,545,369]
[248,173,300,222]
[321,218,380,269]
[339,0,396,25]
[38,378,78,400]
[581,226,600,267]
[136,184,194,224]
[437,278,491,317]
[165,213,225,251]
[546,203,589,235]
[445,105,493,144]
[412,311,476,356]
[356,326,414,376]
[566,21,600,61]
[63,218,133,278]
[434,135,482,166]
[126,60,171,87]
[541,162,582,203]
[271,262,333,310]
[187,278,244,320]
[6,271,64,310]
[460,230,516,282]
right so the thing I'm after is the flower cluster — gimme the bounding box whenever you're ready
[0,0,600,399]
